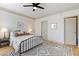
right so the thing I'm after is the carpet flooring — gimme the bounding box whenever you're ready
[21,41,72,56]
[4,41,72,56]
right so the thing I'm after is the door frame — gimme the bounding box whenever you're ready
[64,16,78,46]
[41,21,48,40]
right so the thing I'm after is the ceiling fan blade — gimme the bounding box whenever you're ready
[32,3,35,5]
[36,6,44,9]
[32,3,40,6]
[23,5,33,7]
[36,3,40,5]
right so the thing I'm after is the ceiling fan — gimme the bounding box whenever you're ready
[23,3,44,11]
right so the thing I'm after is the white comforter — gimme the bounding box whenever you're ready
[10,35,34,52]
[10,35,43,52]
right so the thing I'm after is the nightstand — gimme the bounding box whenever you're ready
[0,39,10,48]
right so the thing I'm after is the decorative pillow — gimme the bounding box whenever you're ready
[15,31,31,37]
[15,32,24,36]
[25,32,30,35]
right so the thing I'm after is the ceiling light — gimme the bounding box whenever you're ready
[33,7,37,9]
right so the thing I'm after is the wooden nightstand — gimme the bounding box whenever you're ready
[0,39,10,48]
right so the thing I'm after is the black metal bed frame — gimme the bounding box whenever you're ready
[19,36,42,56]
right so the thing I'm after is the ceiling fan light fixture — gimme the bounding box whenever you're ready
[33,7,37,10]
[23,3,44,11]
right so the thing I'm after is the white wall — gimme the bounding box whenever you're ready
[0,10,34,32]
[35,9,79,44]
[78,16,79,47]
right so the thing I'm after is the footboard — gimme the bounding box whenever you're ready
[19,36,43,56]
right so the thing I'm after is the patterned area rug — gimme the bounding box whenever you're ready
[6,41,72,56]
[21,41,72,56]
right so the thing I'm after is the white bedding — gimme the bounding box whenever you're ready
[10,35,34,52]
[10,32,43,52]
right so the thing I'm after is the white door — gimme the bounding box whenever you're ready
[65,17,76,45]
[41,21,48,40]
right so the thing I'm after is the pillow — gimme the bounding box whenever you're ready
[24,32,30,35]
[15,32,24,36]
[15,32,32,37]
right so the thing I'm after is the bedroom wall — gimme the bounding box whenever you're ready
[35,9,79,44]
[78,16,79,47]
[0,9,34,33]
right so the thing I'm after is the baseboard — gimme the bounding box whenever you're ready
[44,39,64,45]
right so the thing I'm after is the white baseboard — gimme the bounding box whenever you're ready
[44,39,64,45]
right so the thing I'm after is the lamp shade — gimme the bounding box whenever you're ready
[27,28,32,33]
[0,28,9,39]
[1,28,8,32]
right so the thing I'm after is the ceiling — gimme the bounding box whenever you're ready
[0,3,79,19]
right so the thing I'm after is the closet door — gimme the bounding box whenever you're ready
[41,21,48,40]
[64,17,76,45]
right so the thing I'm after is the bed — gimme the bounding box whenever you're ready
[10,32,43,56]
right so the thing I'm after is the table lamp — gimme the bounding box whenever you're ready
[27,28,32,33]
[0,28,9,39]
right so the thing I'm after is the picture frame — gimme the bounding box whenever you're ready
[17,21,24,31]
